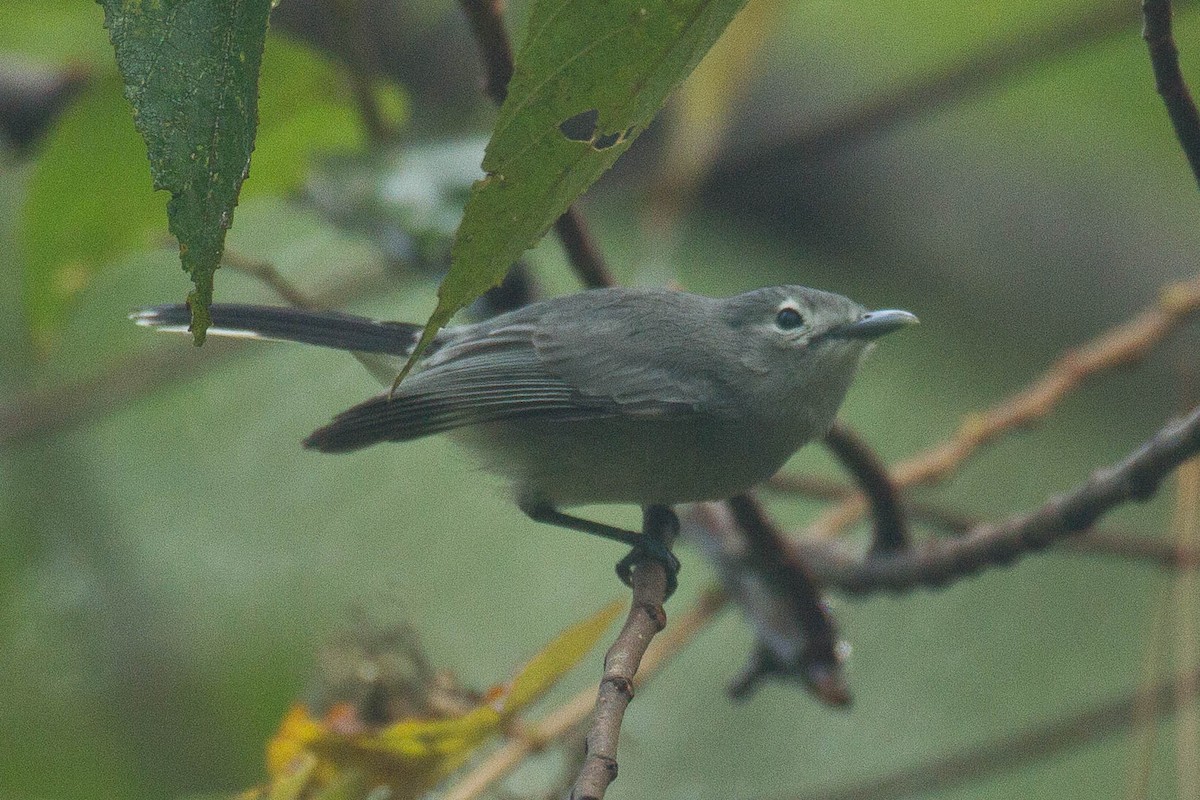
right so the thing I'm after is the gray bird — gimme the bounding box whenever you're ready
[133,286,916,593]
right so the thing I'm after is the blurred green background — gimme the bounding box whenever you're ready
[2,0,1198,798]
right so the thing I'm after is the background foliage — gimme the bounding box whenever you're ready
[2,0,1199,798]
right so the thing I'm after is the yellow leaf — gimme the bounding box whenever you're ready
[266,752,318,800]
[266,705,327,781]
[257,600,623,800]
[503,598,624,714]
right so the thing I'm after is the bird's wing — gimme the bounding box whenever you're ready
[304,295,734,453]
[530,289,737,416]
[304,340,614,452]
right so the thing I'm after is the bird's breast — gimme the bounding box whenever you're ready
[455,411,816,508]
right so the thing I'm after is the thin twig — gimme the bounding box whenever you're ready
[455,2,644,792]
[442,587,727,800]
[1143,0,1200,188]
[221,251,318,309]
[457,0,514,105]
[767,472,1200,568]
[822,422,909,553]
[1123,583,1172,800]
[784,665,1200,800]
[806,273,1200,539]
[456,0,616,289]
[789,405,1200,595]
[1060,529,1200,568]
[553,209,616,289]
[570,508,678,800]
[720,495,849,705]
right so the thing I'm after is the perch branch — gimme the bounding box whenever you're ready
[790,406,1200,594]
[570,508,679,800]
[442,587,726,800]
[1143,0,1200,188]
[806,273,1200,539]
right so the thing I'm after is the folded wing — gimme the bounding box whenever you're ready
[304,289,736,453]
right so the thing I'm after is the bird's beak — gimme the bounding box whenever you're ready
[828,309,919,340]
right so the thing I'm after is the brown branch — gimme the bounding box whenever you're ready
[807,273,1200,539]
[457,0,514,105]
[1123,586,1172,800]
[767,473,1200,568]
[822,422,909,553]
[553,208,616,289]
[442,587,727,800]
[791,405,1200,595]
[715,495,849,705]
[1143,0,1200,188]
[453,4,640,790]
[220,251,319,309]
[784,664,1200,800]
[456,0,616,290]
[1061,529,1200,568]
[570,508,678,800]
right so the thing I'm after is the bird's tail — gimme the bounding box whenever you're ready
[131,304,422,356]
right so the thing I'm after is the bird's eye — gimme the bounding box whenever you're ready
[775,307,805,330]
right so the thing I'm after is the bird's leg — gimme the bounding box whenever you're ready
[615,504,680,597]
[519,501,681,598]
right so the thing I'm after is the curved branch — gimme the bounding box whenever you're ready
[717,495,850,704]
[457,0,514,105]
[1143,0,1200,187]
[822,422,909,552]
[807,273,1200,539]
[709,0,1139,183]
[793,406,1200,595]
[767,473,1198,568]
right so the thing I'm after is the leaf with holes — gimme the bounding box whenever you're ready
[97,0,272,344]
[400,0,750,378]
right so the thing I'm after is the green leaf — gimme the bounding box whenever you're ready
[404,0,749,377]
[97,0,273,344]
[19,31,365,350]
